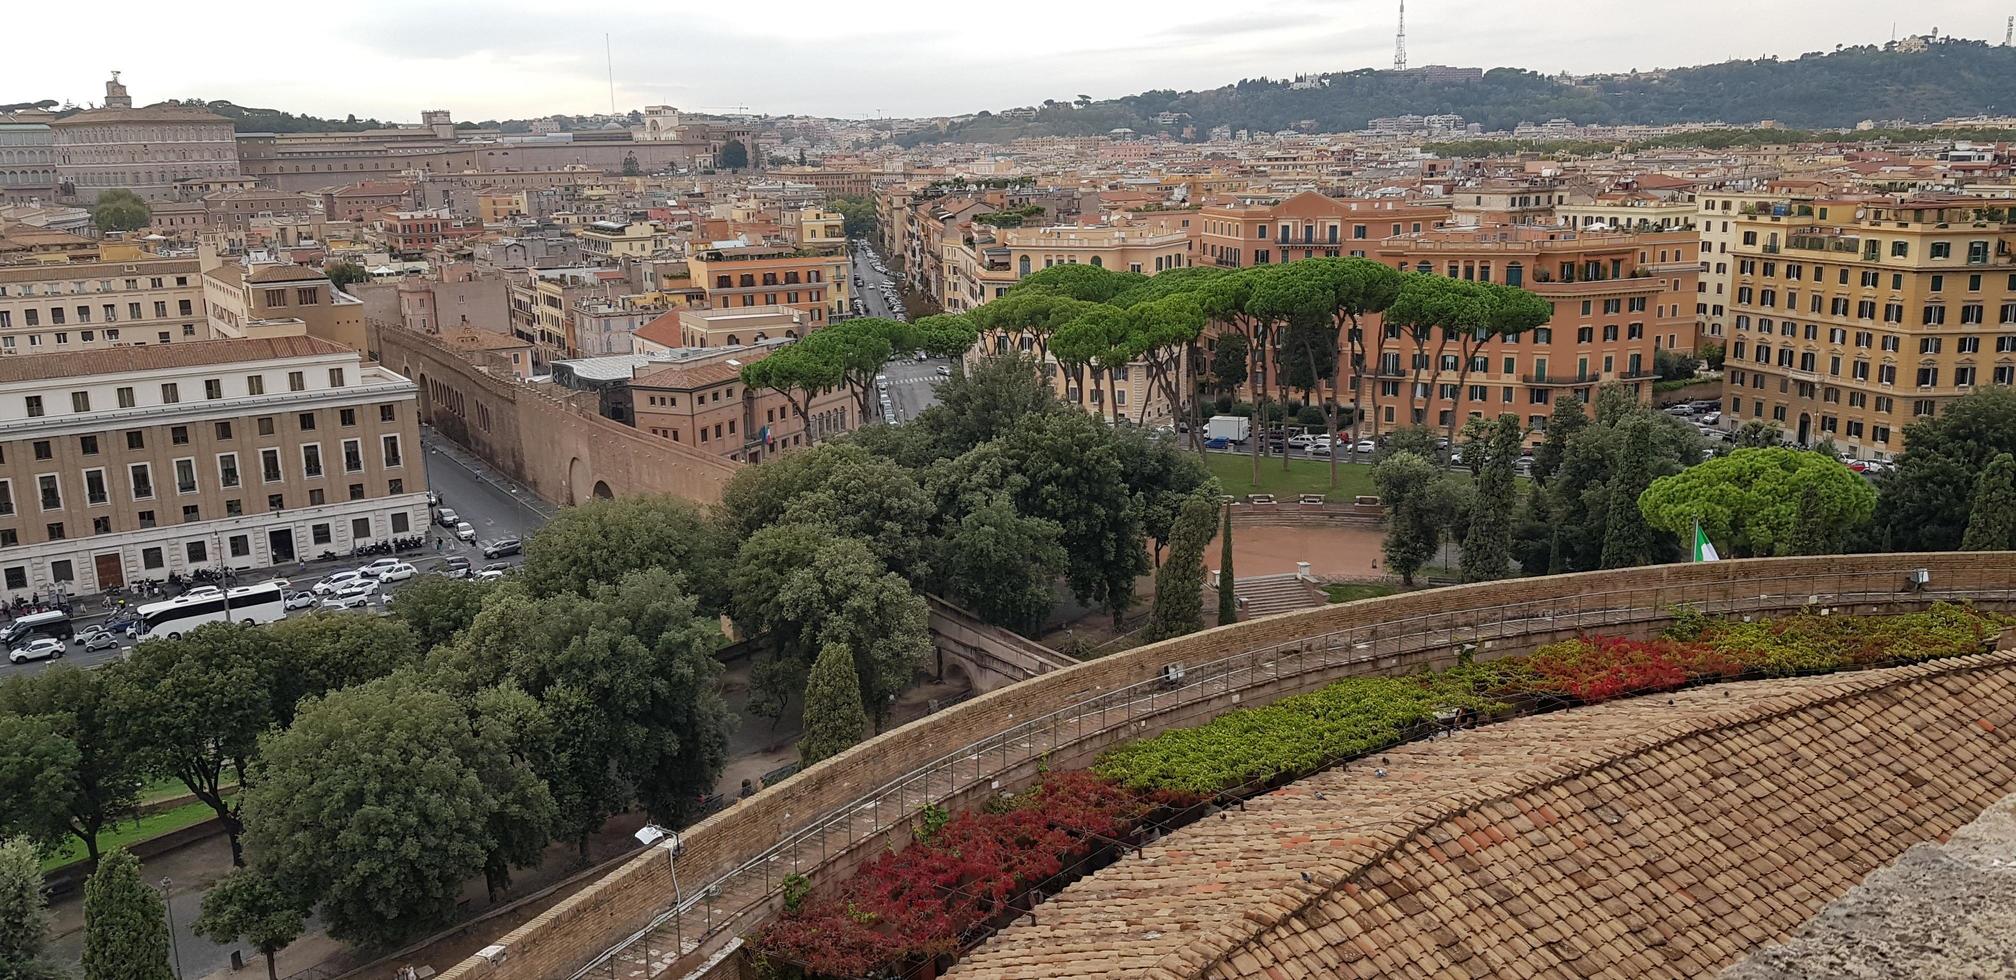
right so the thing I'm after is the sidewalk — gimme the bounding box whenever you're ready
[420,428,561,522]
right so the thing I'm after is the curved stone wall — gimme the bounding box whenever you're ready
[439,553,2016,980]
[956,652,2016,979]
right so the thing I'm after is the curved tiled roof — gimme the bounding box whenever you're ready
[954,652,2016,980]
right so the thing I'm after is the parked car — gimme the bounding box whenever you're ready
[79,630,121,652]
[482,538,522,560]
[440,556,471,579]
[9,637,66,664]
[435,507,461,528]
[283,590,320,610]
[935,365,951,377]
[334,579,379,602]
[356,558,402,578]
[319,596,369,612]
[475,568,507,583]
[1286,433,1327,450]
[377,562,418,583]
[313,570,365,595]
[1202,437,1233,450]
[453,521,477,542]
[1354,439,1379,454]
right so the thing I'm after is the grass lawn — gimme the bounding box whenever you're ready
[1204,452,1379,501]
[41,800,218,873]
[1322,582,1401,603]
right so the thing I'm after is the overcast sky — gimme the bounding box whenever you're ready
[8,1,2003,123]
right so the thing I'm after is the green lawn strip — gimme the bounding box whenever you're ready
[1322,582,1401,603]
[41,800,219,873]
[1203,452,1378,501]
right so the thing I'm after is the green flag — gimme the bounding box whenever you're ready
[1693,522,1720,562]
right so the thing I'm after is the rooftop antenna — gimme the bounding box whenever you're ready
[605,34,616,115]
[2006,15,2013,45]
[1393,0,1408,71]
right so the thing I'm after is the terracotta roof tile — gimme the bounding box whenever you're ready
[952,655,2016,980]
[0,336,352,385]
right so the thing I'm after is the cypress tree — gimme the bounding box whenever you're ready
[1216,504,1238,625]
[798,642,868,765]
[1598,416,1660,569]
[1149,495,1217,641]
[82,848,173,980]
[1961,453,2016,552]
[0,836,60,980]
[1460,415,1521,581]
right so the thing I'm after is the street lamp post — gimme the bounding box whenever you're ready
[160,876,183,980]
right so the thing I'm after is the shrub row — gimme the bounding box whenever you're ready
[751,603,2007,977]
[751,770,1198,978]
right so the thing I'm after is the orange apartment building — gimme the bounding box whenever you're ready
[1199,191,1453,268]
[687,243,849,327]
[1220,225,1698,438]
[629,345,854,463]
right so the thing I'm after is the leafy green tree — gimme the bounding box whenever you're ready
[991,410,1148,626]
[1876,388,2016,551]
[1598,416,1660,568]
[0,667,141,862]
[0,836,60,980]
[1730,419,1784,448]
[1375,451,1440,586]
[1380,426,1441,463]
[387,575,492,650]
[244,673,554,947]
[108,624,278,866]
[717,139,749,169]
[740,343,844,448]
[434,569,728,857]
[1530,396,1589,486]
[91,190,151,233]
[1460,415,1521,581]
[798,642,867,765]
[263,614,421,725]
[1217,504,1237,625]
[1640,447,1877,557]
[729,528,930,729]
[829,195,879,240]
[193,869,305,980]
[906,353,1061,458]
[0,715,78,851]
[1208,332,1249,395]
[323,261,367,289]
[1960,452,2016,552]
[1147,494,1217,641]
[82,848,172,980]
[517,495,728,611]
[935,496,1066,634]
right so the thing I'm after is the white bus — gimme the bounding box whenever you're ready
[137,582,288,640]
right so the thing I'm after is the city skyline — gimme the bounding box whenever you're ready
[6,0,2005,124]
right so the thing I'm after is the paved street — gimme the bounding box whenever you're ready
[850,242,904,319]
[0,431,554,678]
[877,356,947,424]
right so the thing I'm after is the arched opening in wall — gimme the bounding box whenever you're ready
[592,480,614,500]
[415,369,432,418]
[566,456,590,506]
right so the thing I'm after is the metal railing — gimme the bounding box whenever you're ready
[568,566,2012,980]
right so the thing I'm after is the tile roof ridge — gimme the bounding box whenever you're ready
[1153,650,2016,978]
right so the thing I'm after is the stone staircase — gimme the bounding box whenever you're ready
[1223,573,1327,619]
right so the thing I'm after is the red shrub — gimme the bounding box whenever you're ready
[1520,636,1743,702]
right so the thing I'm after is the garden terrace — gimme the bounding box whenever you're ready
[438,554,2016,980]
[955,651,2016,979]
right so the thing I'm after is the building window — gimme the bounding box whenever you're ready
[340,408,357,426]
[37,474,61,511]
[328,367,345,387]
[116,386,135,408]
[311,523,331,545]
[186,541,207,564]
[174,458,198,494]
[261,449,282,482]
[219,453,240,488]
[181,505,199,524]
[302,444,323,478]
[351,517,371,540]
[392,512,410,534]
[24,396,43,418]
[248,375,265,396]
[379,404,395,423]
[171,425,189,446]
[161,382,180,404]
[268,493,285,512]
[128,463,154,500]
[287,371,305,392]
[298,412,316,431]
[381,435,402,467]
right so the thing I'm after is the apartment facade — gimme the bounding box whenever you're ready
[1719,196,2016,458]
[0,336,426,601]
[204,264,368,352]
[0,257,210,355]
[1199,192,1450,268]
[1350,226,1699,435]
[688,243,848,326]
[1694,187,1824,342]
[630,346,854,464]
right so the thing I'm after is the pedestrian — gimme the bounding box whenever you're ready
[434,535,443,552]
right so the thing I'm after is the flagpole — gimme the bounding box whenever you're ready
[1692,517,1700,563]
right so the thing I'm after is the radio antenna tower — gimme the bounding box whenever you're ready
[2006,15,2013,45]
[1394,0,1408,71]
[605,34,616,114]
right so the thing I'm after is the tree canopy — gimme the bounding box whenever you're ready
[1639,448,1877,558]
[90,190,151,233]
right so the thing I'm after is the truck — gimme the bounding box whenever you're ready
[1204,415,1251,444]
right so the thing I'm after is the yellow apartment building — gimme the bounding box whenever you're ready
[1720,195,2016,458]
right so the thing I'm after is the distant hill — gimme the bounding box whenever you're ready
[902,39,2016,144]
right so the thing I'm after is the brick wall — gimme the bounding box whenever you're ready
[436,552,2016,980]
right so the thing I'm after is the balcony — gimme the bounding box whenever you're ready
[1519,369,1656,387]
